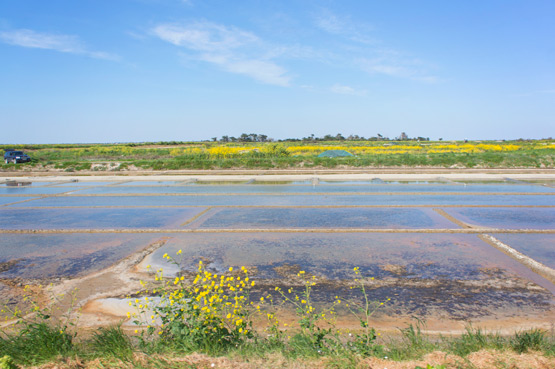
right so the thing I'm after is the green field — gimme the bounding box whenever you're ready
[1,140,554,171]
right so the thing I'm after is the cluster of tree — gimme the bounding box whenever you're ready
[211,133,430,143]
[213,133,271,143]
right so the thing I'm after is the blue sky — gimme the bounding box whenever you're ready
[1,0,554,143]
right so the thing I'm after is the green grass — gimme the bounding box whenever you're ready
[1,140,553,171]
[87,325,133,360]
[0,322,74,365]
[1,323,554,368]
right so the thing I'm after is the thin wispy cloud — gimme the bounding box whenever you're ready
[0,29,119,61]
[330,84,366,96]
[315,9,439,83]
[314,9,376,44]
[152,22,291,86]
[358,55,439,83]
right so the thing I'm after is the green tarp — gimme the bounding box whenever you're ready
[317,150,354,158]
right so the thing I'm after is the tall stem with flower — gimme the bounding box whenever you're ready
[274,270,339,351]
[342,267,389,355]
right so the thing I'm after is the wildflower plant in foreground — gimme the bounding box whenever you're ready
[274,271,339,352]
[133,253,256,352]
[0,285,78,364]
[342,267,389,356]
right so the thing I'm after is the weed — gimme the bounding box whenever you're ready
[448,325,504,357]
[511,329,546,353]
[0,285,78,365]
[341,267,388,356]
[88,325,133,359]
[274,270,339,355]
[386,320,435,360]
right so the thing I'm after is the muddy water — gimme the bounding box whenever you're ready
[65,183,555,195]
[5,194,555,207]
[0,234,163,279]
[1,180,554,332]
[188,208,458,229]
[0,207,207,229]
[139,233,555,322]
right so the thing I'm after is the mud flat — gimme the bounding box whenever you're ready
[0,174,554,334]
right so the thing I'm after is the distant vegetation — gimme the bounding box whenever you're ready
[1,135,554,171]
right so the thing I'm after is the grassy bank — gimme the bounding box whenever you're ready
[1,320,554,368]
[2,260,555,368]
[1,140,554,171]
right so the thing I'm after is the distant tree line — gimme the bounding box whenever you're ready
[211,132,430,143]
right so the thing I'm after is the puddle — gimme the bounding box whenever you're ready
[136,233,555,321]
[444,208,555,229]
[89,297,161,326]
[492,234,555,269]
[0,207,208,229]
[190,208,458,229]
[7,194,555,207]
[0,233,164,279]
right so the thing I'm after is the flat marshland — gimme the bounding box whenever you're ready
[1,139,554,172]
[1,170,554,368]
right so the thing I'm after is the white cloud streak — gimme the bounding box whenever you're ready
[0,29,119,61]
[314,9,376,44]
[358,56,439,83]
[315,9,439,83]
[330,84,366,96]
[152,22,291,86]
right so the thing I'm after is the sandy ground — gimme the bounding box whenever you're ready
[30,350,555,369]
[1,167,555,183]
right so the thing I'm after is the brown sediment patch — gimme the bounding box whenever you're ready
[273,263,302,278]
[0,259,22,273]
[0,278,49,327]
[381,263,408,276]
